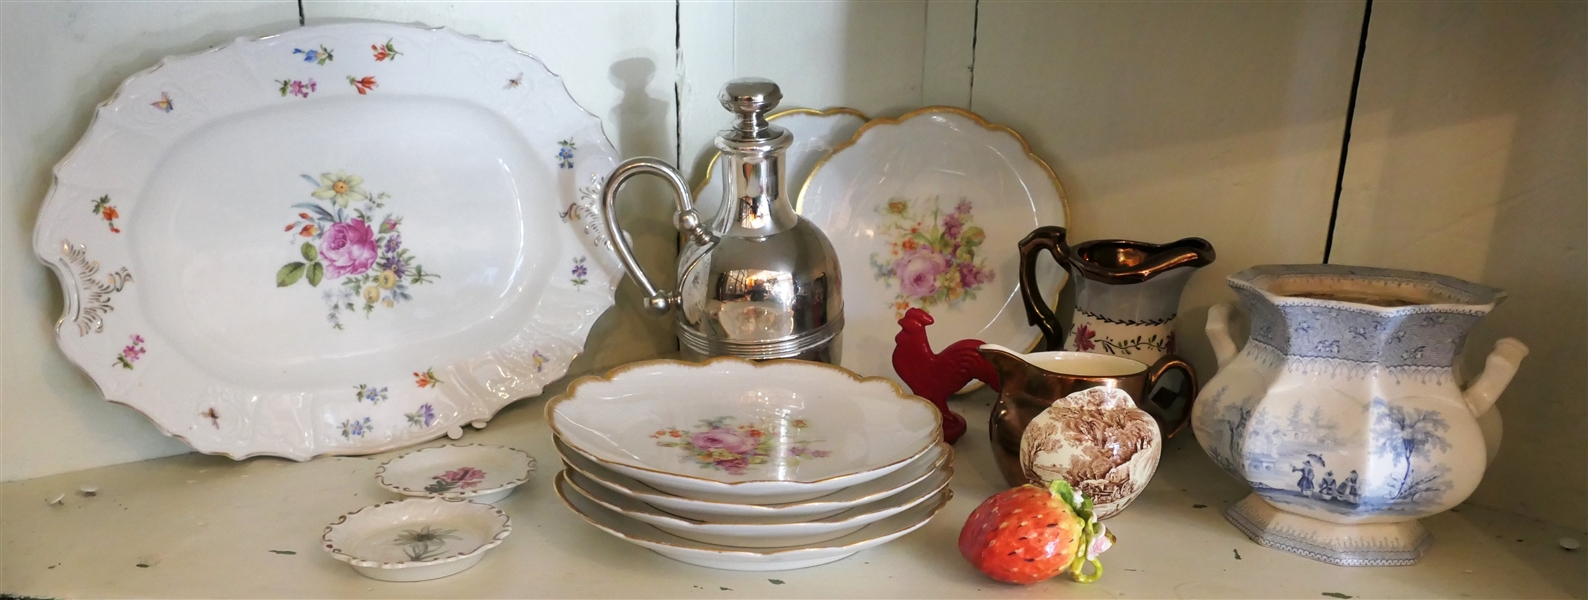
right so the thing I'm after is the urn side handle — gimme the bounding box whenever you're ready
[1206,303,1238,371]
[1462,338,1529,418]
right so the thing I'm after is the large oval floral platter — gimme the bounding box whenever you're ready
[796,107,1068,390]
[31,23,621,460]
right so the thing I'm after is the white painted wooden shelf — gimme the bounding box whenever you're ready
[3,383,1583,598]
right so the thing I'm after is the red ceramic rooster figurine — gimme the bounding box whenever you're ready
[893,308,1001,444]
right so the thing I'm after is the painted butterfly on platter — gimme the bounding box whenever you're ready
[150,92,173,113]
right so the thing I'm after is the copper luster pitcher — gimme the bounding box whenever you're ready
[979,344,1193,487]
[1018,226,1213,434]
[1019,226,1214,366]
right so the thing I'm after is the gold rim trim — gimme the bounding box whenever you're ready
[793,105,1070,227]
[794,105,1073,377]
[689,106,872,199]
[554,471,953,557]
[557,438,952,509]
[321,497,512,569]
[374,443,537,499]
[563,464,954,529]
[543,356,944,488]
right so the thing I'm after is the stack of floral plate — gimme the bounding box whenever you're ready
[546,357,953,571]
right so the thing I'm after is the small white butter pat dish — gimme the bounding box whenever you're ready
[376,444,536,504]
[322,497,511,582]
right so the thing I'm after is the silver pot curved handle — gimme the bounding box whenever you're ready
[600,157,716,314]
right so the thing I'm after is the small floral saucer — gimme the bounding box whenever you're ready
[322,497,510,582]
[376,444,536,504]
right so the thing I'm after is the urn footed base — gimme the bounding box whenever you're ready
[1224,494,1432,567]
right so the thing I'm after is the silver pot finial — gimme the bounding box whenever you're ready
[719,78,782,142]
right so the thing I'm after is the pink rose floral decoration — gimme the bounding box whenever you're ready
[893,251,951,299]
[870,196,995,318]
[277,171,439,329]
[653,416,827,476]
[424,466,487,493]
[691,429,755,454]
[320,219,378,278]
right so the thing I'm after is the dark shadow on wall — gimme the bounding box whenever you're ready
[577,56,680,369]
[611,57,672,163]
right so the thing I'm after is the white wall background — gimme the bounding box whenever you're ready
[1330,1,1586,530]
[1,1,1581,531]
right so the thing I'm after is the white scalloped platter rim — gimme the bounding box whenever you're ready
[31,22,621,461]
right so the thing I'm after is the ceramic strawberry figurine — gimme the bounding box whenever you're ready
[959,480,1114,584]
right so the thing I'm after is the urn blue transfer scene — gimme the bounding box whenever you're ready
[1190,264,1528,567]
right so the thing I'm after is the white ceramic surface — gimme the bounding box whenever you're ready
[1191,265,1527,566]
[555,473,951,571]
[557,437,950,524]
[561,459,951,548]
[796,107,1068,390]
[376,444,536,504]
[321,497,511,582]
[546,357,941,505]
[30,23,621,460]
[691,107,868,227]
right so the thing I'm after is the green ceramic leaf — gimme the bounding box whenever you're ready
[963,226,985,247]
[307,262,324,287]
[1051,479,1077,508]
[277,262,306,287]
[301,242,318,262]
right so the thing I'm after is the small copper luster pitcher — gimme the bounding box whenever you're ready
[1018,226,1214,366]
[1018,226,1212,440]
[979,344,1194,487]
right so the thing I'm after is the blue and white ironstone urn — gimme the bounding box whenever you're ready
[1190,264,1527,567]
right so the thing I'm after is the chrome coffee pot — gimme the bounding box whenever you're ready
[601,79,844,363]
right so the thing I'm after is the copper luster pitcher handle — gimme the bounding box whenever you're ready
[1018,226,1069,350]
[601,157,717,314]
[1143,354,1198,438]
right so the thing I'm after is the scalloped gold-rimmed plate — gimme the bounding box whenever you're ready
[546,357,942,505]
[796,107,1069,390]
[562,461,952,548]
[557,437,951,524]
[555,471,951,571]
